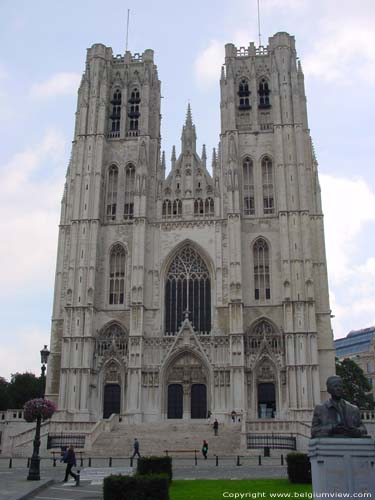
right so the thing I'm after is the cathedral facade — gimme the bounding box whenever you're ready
[46,32,335,426]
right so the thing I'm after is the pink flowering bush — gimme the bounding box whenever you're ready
[24,398,57,422]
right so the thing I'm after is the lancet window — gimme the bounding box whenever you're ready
[110,89,122,137]
[109,244,126,305]
[128,88,140,135]
[253,238,270,301]
[106,165,118,221]
[124,164,135,220]
[258,78,271,108]
[238,78,251,110]
[262,157,274,215]
[194,198,214,217]
[243,157,255,215]
[165,246,211,335]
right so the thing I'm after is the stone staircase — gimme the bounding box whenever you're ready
[91,421,242,457]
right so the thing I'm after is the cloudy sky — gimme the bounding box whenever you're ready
[0,0,374,380]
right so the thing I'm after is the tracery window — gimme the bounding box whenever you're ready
[109,244,126,305]
[110,89,121,137]
[258,78,271,108]
[245,320,282,353]
[243,157,255,215]
[165,246,211,335]
[262,156,274,215]
[106,165,118,221]
[162,199,172,219]
[238,78,251,110]
[124,164,135,220]
[194,198,214,217]
[128,88,140,135]
[96,323,128,357]
[253,238,270,301]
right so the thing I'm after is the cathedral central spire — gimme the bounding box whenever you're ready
[181,103,197,154]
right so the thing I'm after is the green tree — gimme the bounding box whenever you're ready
[0,377,10,410]
[7,372,44,409]
[336,358,375,410]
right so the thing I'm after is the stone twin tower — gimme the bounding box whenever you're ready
[46,32,335,430]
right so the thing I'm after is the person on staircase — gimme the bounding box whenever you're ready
[132,438,141,459]
[213,419,219,436]
[202,440,208,459]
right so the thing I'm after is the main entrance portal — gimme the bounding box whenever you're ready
[166,352,208,419]
[103,383,121,418]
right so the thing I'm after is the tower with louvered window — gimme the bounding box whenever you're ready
[46,33,334,445]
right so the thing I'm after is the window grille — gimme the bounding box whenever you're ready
[243,157,255,215]
[124,164,135,220]
[253,238,271,301]
[109,244,125,305]
[165,246,211,335]
[262,157,274,215]
[106,165,118,220]
[96,323,128,357]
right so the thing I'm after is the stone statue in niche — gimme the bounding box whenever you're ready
[311,375,368,438]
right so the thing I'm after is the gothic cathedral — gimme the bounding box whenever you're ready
[46,32,335,429]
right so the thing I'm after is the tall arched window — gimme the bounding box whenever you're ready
[253,238,270,301]
[109,244,126,305]
[258,78,270,108]
[106,165,118,221]
[124,164,135,220]
[262,156,274,214]
[205,197,214,217]
[238,78,251,110]
[165,246,211,335]
[243,157,255,215]
[128,88,140,135]
[194,198,204,216]
[162,199,172,219]
[172,199,182,217]
[110,90,121,137]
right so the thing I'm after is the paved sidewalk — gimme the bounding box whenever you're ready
[0,459,287,499]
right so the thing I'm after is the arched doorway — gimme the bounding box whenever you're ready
[103,383,121,418]
[191,384,207,418]
[165,351,208,419]
[167,384,183,418]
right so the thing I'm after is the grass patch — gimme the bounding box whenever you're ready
[170,479,313,500]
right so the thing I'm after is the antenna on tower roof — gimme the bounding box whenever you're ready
[257,0,262,46]
[125,9,130,52]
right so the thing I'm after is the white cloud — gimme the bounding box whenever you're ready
[303,2,375,84]
[0,130,66,294]
[321,174,375,338]
[30,72,81,99]
[194,40,224,88]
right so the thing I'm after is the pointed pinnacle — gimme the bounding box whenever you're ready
[161,151,166,168]
[186,102,193,127]
[171,145,176,162]
[202,144,207,160]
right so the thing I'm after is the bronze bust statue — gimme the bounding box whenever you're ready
[311,375,368,438]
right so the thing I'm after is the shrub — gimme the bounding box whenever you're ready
[103,474,169,500]
[137,456,173,482]
[286,452,312,483]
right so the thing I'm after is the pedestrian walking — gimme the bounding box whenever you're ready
[63,446,79,484]
[132,438,141,458]
[213,419,219,436]
[202,440,208,459]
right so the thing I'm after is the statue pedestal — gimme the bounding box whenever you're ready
[309,438,375,496]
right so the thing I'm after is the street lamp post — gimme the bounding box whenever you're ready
[27,345,50,481]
